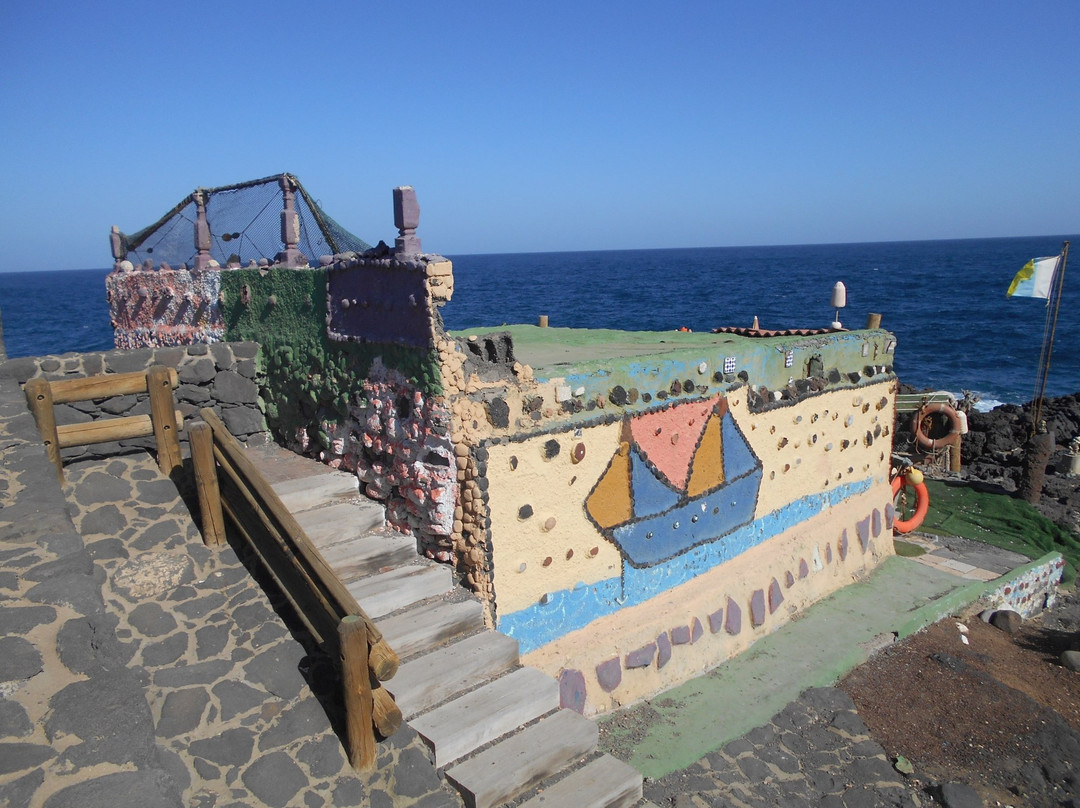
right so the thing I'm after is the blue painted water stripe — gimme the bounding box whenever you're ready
[498,478,874,655]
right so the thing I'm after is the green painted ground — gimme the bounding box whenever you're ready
[921,479,1080,583]
[596,555,1043,779]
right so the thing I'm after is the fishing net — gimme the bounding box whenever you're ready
[114,173,371,269]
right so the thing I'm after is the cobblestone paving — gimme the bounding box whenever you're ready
[643,688,923,808]
[0,376,461,808]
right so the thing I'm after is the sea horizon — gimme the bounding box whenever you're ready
[2,234,1077,410]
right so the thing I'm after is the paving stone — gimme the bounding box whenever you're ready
[72,472,133,505]
[830,709,870,736]
[26,572,104,614]
[189,727,255,767]
[242,642,306,701]
[0,741,56,775]
[195,623,231,660]
[56,613,133,674]
[258,698,330,751]
[213,679,272,721]
[111,553,195,600]
[0,768,43,808]
[46,671,155,767]
[80,504,127,536]
[24,550,93,582]
[242,750,307,808]
[136,479,182,506]
[153,659,235,687]
[156,687,211,738]
[175,592,227,619]
[234,600,276,630]
[331,777,369,807]
[0,698,32,737]
[41,769,183,808]
[296,736,347,780]
[142,633,189,667]
[129,602,178,637]
[0,604,56,633]
[86,537,128,560]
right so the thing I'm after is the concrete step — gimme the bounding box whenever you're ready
[347,564,453,620]
[518,755,643,808]
[410,666,558,767]
[270,470,358,513]
[376,599,485,659]
[444,709,599,808]
[388,630,520,720]
[319,529,417,580]
[294,501,384,549]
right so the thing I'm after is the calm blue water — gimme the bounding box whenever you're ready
[1,235,1076,406]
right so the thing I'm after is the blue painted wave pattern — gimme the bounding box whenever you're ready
[499,477,874,655]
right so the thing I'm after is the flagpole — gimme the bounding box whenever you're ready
[1031,240,1069,433]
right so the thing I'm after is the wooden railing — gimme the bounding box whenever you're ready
[190,407,401,770]
[24,365,182,483]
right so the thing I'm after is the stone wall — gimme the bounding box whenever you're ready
[0,342,267,462]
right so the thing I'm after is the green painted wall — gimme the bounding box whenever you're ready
[220,268,441,447]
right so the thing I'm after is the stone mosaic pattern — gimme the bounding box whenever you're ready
[0,377,460,808]
[987,555,1066,618]
[0,342,267,458]
[557,507,885,709]
[107,269,224,349]
[643,687,920,808]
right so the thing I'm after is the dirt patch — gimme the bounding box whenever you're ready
[841,589,1080,807]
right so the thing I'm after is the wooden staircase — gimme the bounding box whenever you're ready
[253,444,646,808]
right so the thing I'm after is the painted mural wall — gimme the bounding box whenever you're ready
[104,185,902,712]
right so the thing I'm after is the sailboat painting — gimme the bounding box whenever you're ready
[585,395,763,568]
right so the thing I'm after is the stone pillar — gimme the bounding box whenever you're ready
[279,175,304,268]
[193,190,213,271]
[110,225,126,272]
[394,186,421,255]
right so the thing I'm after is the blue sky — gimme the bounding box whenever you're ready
[2,1,1078,271]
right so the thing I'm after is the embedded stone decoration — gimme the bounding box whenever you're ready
[750,589,766,627]
[625,642,657,669]
[656,632,672,669]
[708,607,724,634]
[768,578,784,613]
[596,657,622,692]
[725,597,742,635]
[558,669,587,713]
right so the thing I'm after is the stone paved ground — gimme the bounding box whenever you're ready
[0,371,461,808]
[642,688,922,808]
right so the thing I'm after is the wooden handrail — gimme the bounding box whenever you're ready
[24,365,182,482]
[192,407,402,770]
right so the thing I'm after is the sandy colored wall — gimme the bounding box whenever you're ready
[477,377,896,713]
[523,483,893,714]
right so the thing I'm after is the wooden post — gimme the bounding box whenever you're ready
[865,313,882,329]
[147,365,182,476]
[190,421,226,546]
[950,437,962,473]
[25,378,63,482]
[538,315,549,328]
[339,615,376,770]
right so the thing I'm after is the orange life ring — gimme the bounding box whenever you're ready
[912,402,962,450]
[891,474,929,533]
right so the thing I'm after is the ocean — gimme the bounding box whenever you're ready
[1,235,1077,408]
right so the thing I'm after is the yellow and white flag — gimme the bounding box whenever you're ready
[1007,254,1059,299]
